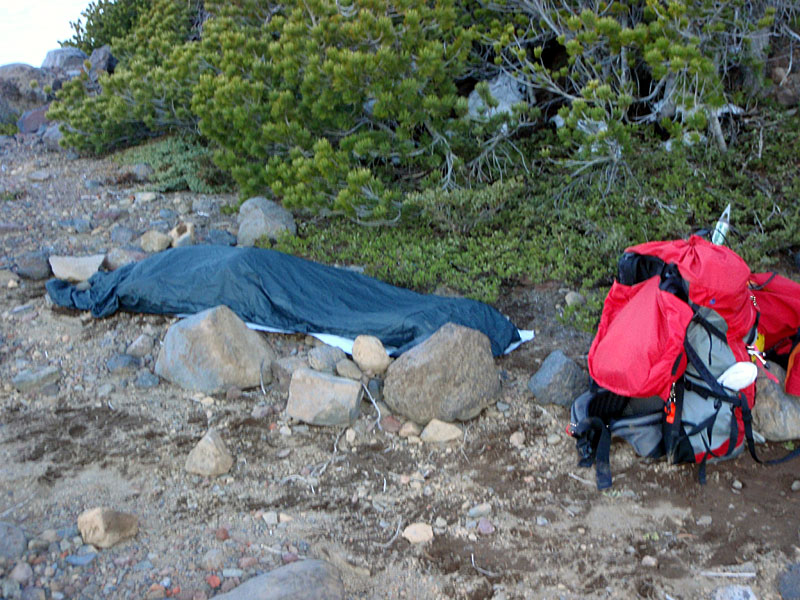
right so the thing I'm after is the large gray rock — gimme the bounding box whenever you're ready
[155,305,276,393]
[383,323,501,424]
[210,559,344,600]
[0,522,26,560]
[753,363,800,442]
[528,350,588,407]
[236,197,296,246]
[468,72,528,122]
[42,48,87,71]
[287,368,363,426]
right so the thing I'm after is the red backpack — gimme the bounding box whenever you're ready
[569,236,800,489]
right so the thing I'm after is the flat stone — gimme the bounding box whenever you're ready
[420,419,461,443]
[135,192,158,203]
[78,507,138,548]
[402,523,433,544]
[49,254,105,282]
[12,365,60,393]
[185,429,234,477]
[287,369,362,426]
[110,225,137,244]
[20,587,46,600]
[28,169,50,181]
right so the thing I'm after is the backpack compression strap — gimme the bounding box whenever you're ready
[685,329,800,468]
[572,416,613,490]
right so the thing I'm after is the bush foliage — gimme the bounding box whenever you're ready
[50,0,800,315]
[61,0,151,55]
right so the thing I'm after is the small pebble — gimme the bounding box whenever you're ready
[731,479,743,491]
[222,568,243,578]
[477,518,495,535]
[467,502,492,518]
[697,515,713,527]
[641,555,658,568]
[791,480,800,492]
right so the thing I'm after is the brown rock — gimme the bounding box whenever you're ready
[185,429,234,477]
[384,323,500,424]
[77,507,138,548]
[352,335,392,375]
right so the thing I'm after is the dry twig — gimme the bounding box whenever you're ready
[471,553,501,578]
[361,382,382,431]
[374,517,403,548]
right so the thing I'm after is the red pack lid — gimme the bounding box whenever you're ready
[626,236,756,337]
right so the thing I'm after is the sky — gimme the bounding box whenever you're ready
[0,1,91,67]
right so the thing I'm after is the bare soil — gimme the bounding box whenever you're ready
[1,137,798,600]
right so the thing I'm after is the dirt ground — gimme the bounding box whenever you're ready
[1,136,799,600]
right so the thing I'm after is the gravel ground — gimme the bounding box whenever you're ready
[1,135,799,600]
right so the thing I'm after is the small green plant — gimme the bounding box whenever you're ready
[0,122,17,136]
[0,190,23,202]
[115,136,232,193]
